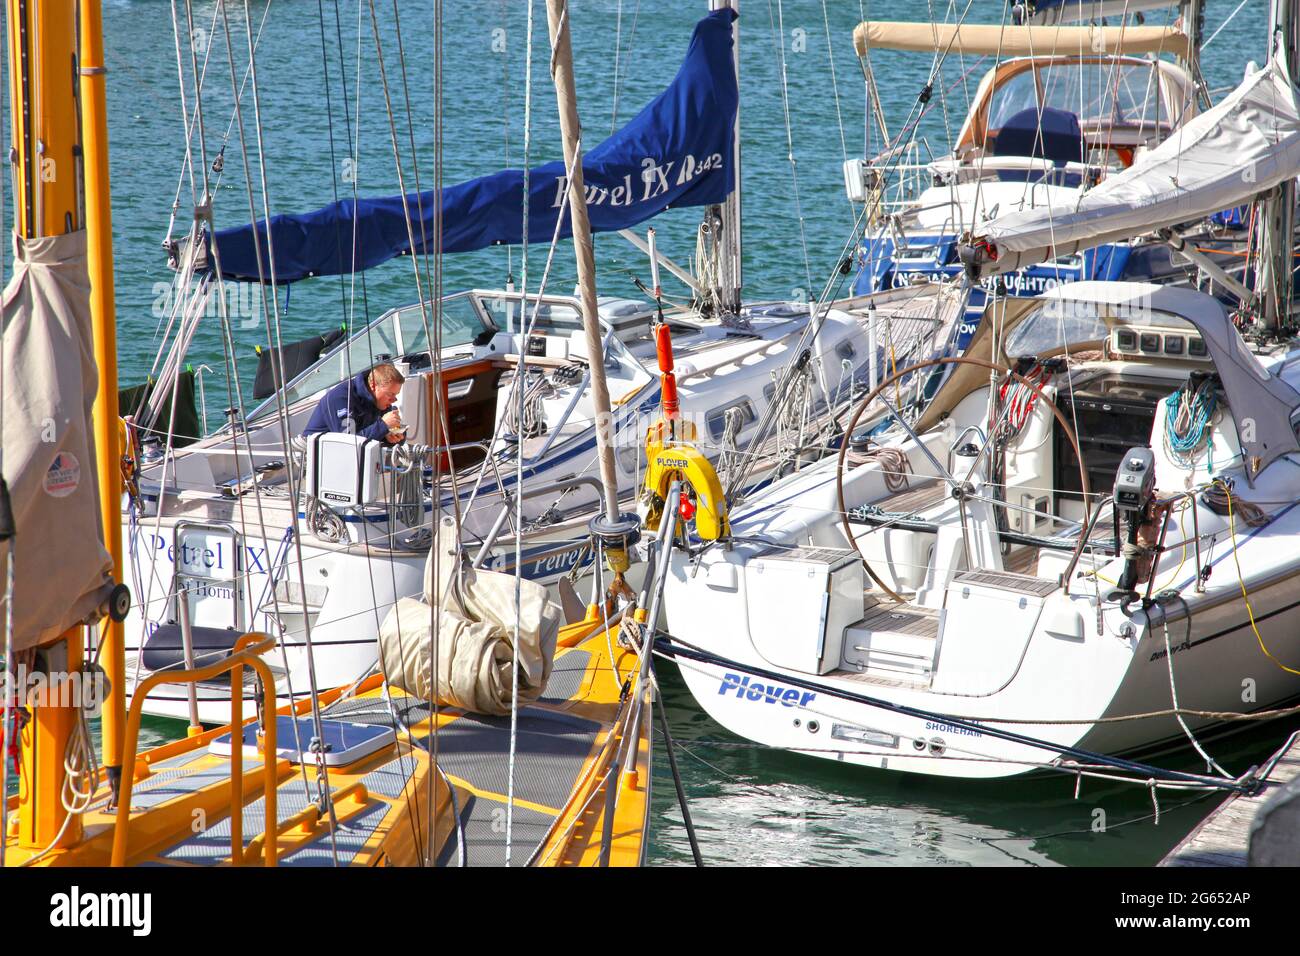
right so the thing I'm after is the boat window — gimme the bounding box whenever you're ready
[270,321,401,414]
[1004,303,1109,356]
[251,297,492,420]
[396,295,493,356]
[986,63,1166,136]
[1039,63,1164,129]
[987,71,1040,132]
[478,293,585,335]
[706,399,756,441]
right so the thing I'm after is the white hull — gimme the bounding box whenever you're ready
[665,283,1300,780]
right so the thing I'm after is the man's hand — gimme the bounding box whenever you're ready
[383,409,405,443]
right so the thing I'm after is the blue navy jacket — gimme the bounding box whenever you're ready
[302,372,390,441]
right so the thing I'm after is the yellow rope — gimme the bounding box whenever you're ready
[1219,480,1300,677]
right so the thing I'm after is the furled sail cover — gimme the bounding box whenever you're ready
[211,10,738,285]
[852,21,1190,59]
[0,232,114,651]
[378,522,561,717]
[964,55,1300,278]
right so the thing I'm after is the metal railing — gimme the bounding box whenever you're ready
[111,633,280,867]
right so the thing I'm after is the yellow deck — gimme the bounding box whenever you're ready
[4,612,651,867]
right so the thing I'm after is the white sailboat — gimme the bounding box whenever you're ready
[846,3,1265,326]
[658,18,1300,781]
[123,7,965,723]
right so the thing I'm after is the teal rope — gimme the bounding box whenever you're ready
[1165,380,1216,459]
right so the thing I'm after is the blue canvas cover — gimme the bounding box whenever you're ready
[210,10,738,284]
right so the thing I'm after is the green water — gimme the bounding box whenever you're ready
[7,0,1289,864]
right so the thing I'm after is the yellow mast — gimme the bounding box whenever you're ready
[6,0,124,855]
[79,0,126,801]
[7,0,85,852]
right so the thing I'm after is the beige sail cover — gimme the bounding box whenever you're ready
[970,55,1300,277]
[852,22,1190,60]
[0,231,114,651]
[378,522,561,716]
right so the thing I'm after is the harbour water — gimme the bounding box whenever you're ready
[26,0,1288,864]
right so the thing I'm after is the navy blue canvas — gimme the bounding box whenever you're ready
[210,10,738,284]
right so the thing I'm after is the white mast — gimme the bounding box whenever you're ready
[1261,0,1299,331]
[545,0,621,520]
[712,0,742,316]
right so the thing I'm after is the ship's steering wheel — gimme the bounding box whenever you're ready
[835,355,1091,603]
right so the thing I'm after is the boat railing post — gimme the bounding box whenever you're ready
[230,643,244,864]
[1191,493,1205,594]
[1061,495,1113,597]
[1143,500,1176,606]
[177,589,203,735]
[232,633,278,867]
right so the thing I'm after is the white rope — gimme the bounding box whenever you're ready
[1162,603,1232,778]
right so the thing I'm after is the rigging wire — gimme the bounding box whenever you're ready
[316,0,353,335]
[820,0,849,168]
[215,0,342,863]
[1202,0,1252,51]
[189,4,318,812]
[766,0,814,297]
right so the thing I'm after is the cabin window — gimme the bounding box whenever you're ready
[1004,303,1109,356]
[1038,63,1165,129]
[399,296,493,355]
[986,63,1167,138]
[706,399,756,441]
[478,294,584,334]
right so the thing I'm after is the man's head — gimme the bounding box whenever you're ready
[367,363,405,410]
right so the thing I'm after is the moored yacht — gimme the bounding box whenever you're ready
[661,280,1300,778]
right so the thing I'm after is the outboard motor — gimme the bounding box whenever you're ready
[1112,446,1157,598]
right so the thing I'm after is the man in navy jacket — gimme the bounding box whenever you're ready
[302,363,405,443]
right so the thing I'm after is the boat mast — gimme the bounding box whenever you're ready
[1260,0,1299,332]
[81,0,127,808]
[712,0,742,316]
[1179,0,1205,105]
[545,0,620,521]
[6,0,85,852]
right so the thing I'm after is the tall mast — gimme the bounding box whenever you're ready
[81,0,127,806]
[7,0,85,852]
[712,0,742,316]
[1261,0,1299,332]
[1179,0,1205,100]
[545,0,620,521]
